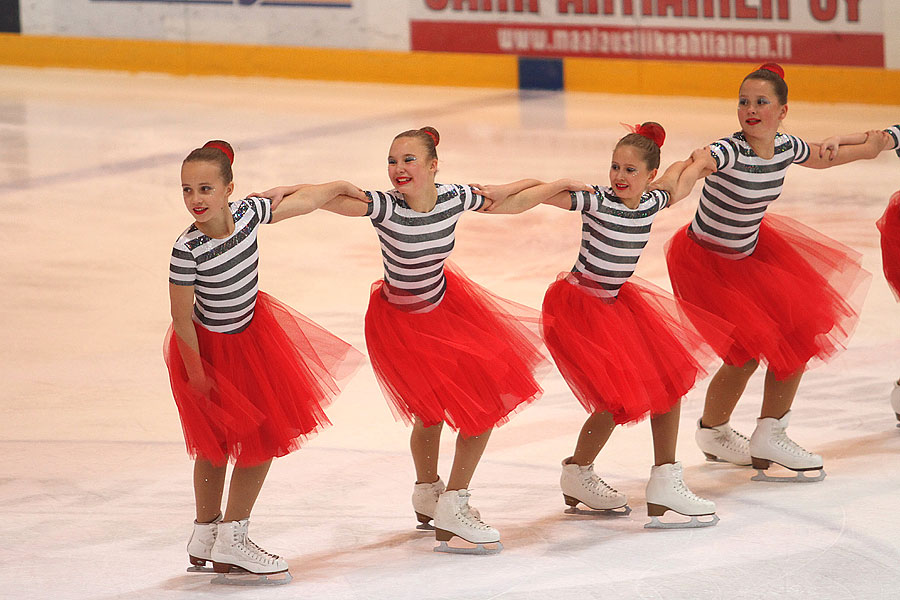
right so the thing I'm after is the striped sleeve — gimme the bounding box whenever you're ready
[787,135,811,163]
[649,189,670,210]
[569,186,602,211]
[365,190,393,223]
[458,185,486,211]
[886,125,900,151]
[709,139,737,171]
[246,196,273,224]
[169,240,196,286]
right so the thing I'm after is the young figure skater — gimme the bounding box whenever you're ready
[820,125,900,424]
[875,126,900,423]
[484,123,728,528]
[665,64,894,482]
[165,141,366,583]
[260,127,567,554]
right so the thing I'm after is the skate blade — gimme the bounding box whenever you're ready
[186,565,214,573]
[433,540,503,555]
[564,504,631,517]
[211,570,292,586]
[703,452,751,466]
[415,522,435,531]
[644,514,719,529]
[751,467,826,483]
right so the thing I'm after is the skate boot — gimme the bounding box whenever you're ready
[749,411,825,482]
[559,458,630,515]
[433,489,502,555]
[210,519,292,586]
[186,514,222,572]
[695,419,751,465]
[412,477,446,530]
[644,462,718,529]
[891,382,900,427]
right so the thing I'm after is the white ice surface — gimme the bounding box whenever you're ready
[0,67,898,599]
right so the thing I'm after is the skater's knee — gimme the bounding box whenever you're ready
[724,359,758,376]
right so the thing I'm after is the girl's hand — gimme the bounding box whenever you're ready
[691,146,711,163]
[187,371,214,398]
[336,181,369,203]
[558,178,594,193]
[470,183,505,212]
[818,136,842,161]
[250,186,293,210]
[865,129,891,153]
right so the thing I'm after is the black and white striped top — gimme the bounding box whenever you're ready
[688,131,809,258]
[365,183,485,312]
[887,125,900,156]
[169,197,272,334]
[568,186,670,300]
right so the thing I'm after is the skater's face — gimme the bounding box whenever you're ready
[388,137,437,197]
[737,79,787,139]
[608,145,657,204]
[181,160,234,226]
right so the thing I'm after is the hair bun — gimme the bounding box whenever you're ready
[636,122,666,148]
[420,127,440,147]
[757,62,785,79]
[203,140,234,165]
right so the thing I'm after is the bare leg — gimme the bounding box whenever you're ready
[446,428,492,491]
[411,419,444,484]
[650,400,681,466]
[223,459,272,522]
[760,367,804,420]
[569,412,617,466]
[194,458,227,523]
[701,360,759,428]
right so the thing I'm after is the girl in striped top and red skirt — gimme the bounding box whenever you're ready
[164,141,365,581]
[259,127,554,553]
[665,64,895,482]
[484,123,730,528]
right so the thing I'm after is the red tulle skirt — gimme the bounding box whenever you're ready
[877,191,900,301]
[666,213,870,380]
[364,263,549,437]
[541,273,733,425]
[164,291,364,466]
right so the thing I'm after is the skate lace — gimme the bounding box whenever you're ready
[240,537,282,565]
[582,467,620,498]
[773,428,813,457]
[673,476,704,502]
[716,427,749,451]
[459,499,492,531]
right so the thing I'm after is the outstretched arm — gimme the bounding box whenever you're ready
[803,129,891,168]
[322,193,372,217]
[651,147,715,206]
[470,179,542,212]
[270,181,368,222]
[482,178,593,214]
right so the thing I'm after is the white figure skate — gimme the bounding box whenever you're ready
[749,412,825,482]
[891,382,900,427]
[187,513,222,573]
[433,489,502,555]
[210,519,292,586]
[559,458,630,516]
[644,462,719,529]
[695,419,752,465]
[186,514,222,572]
[412,477,446,530]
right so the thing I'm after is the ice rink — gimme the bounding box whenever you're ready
[1,66,899,599]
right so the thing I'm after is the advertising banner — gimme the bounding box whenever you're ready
[18,0,411,51]
[410,1,885,67]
